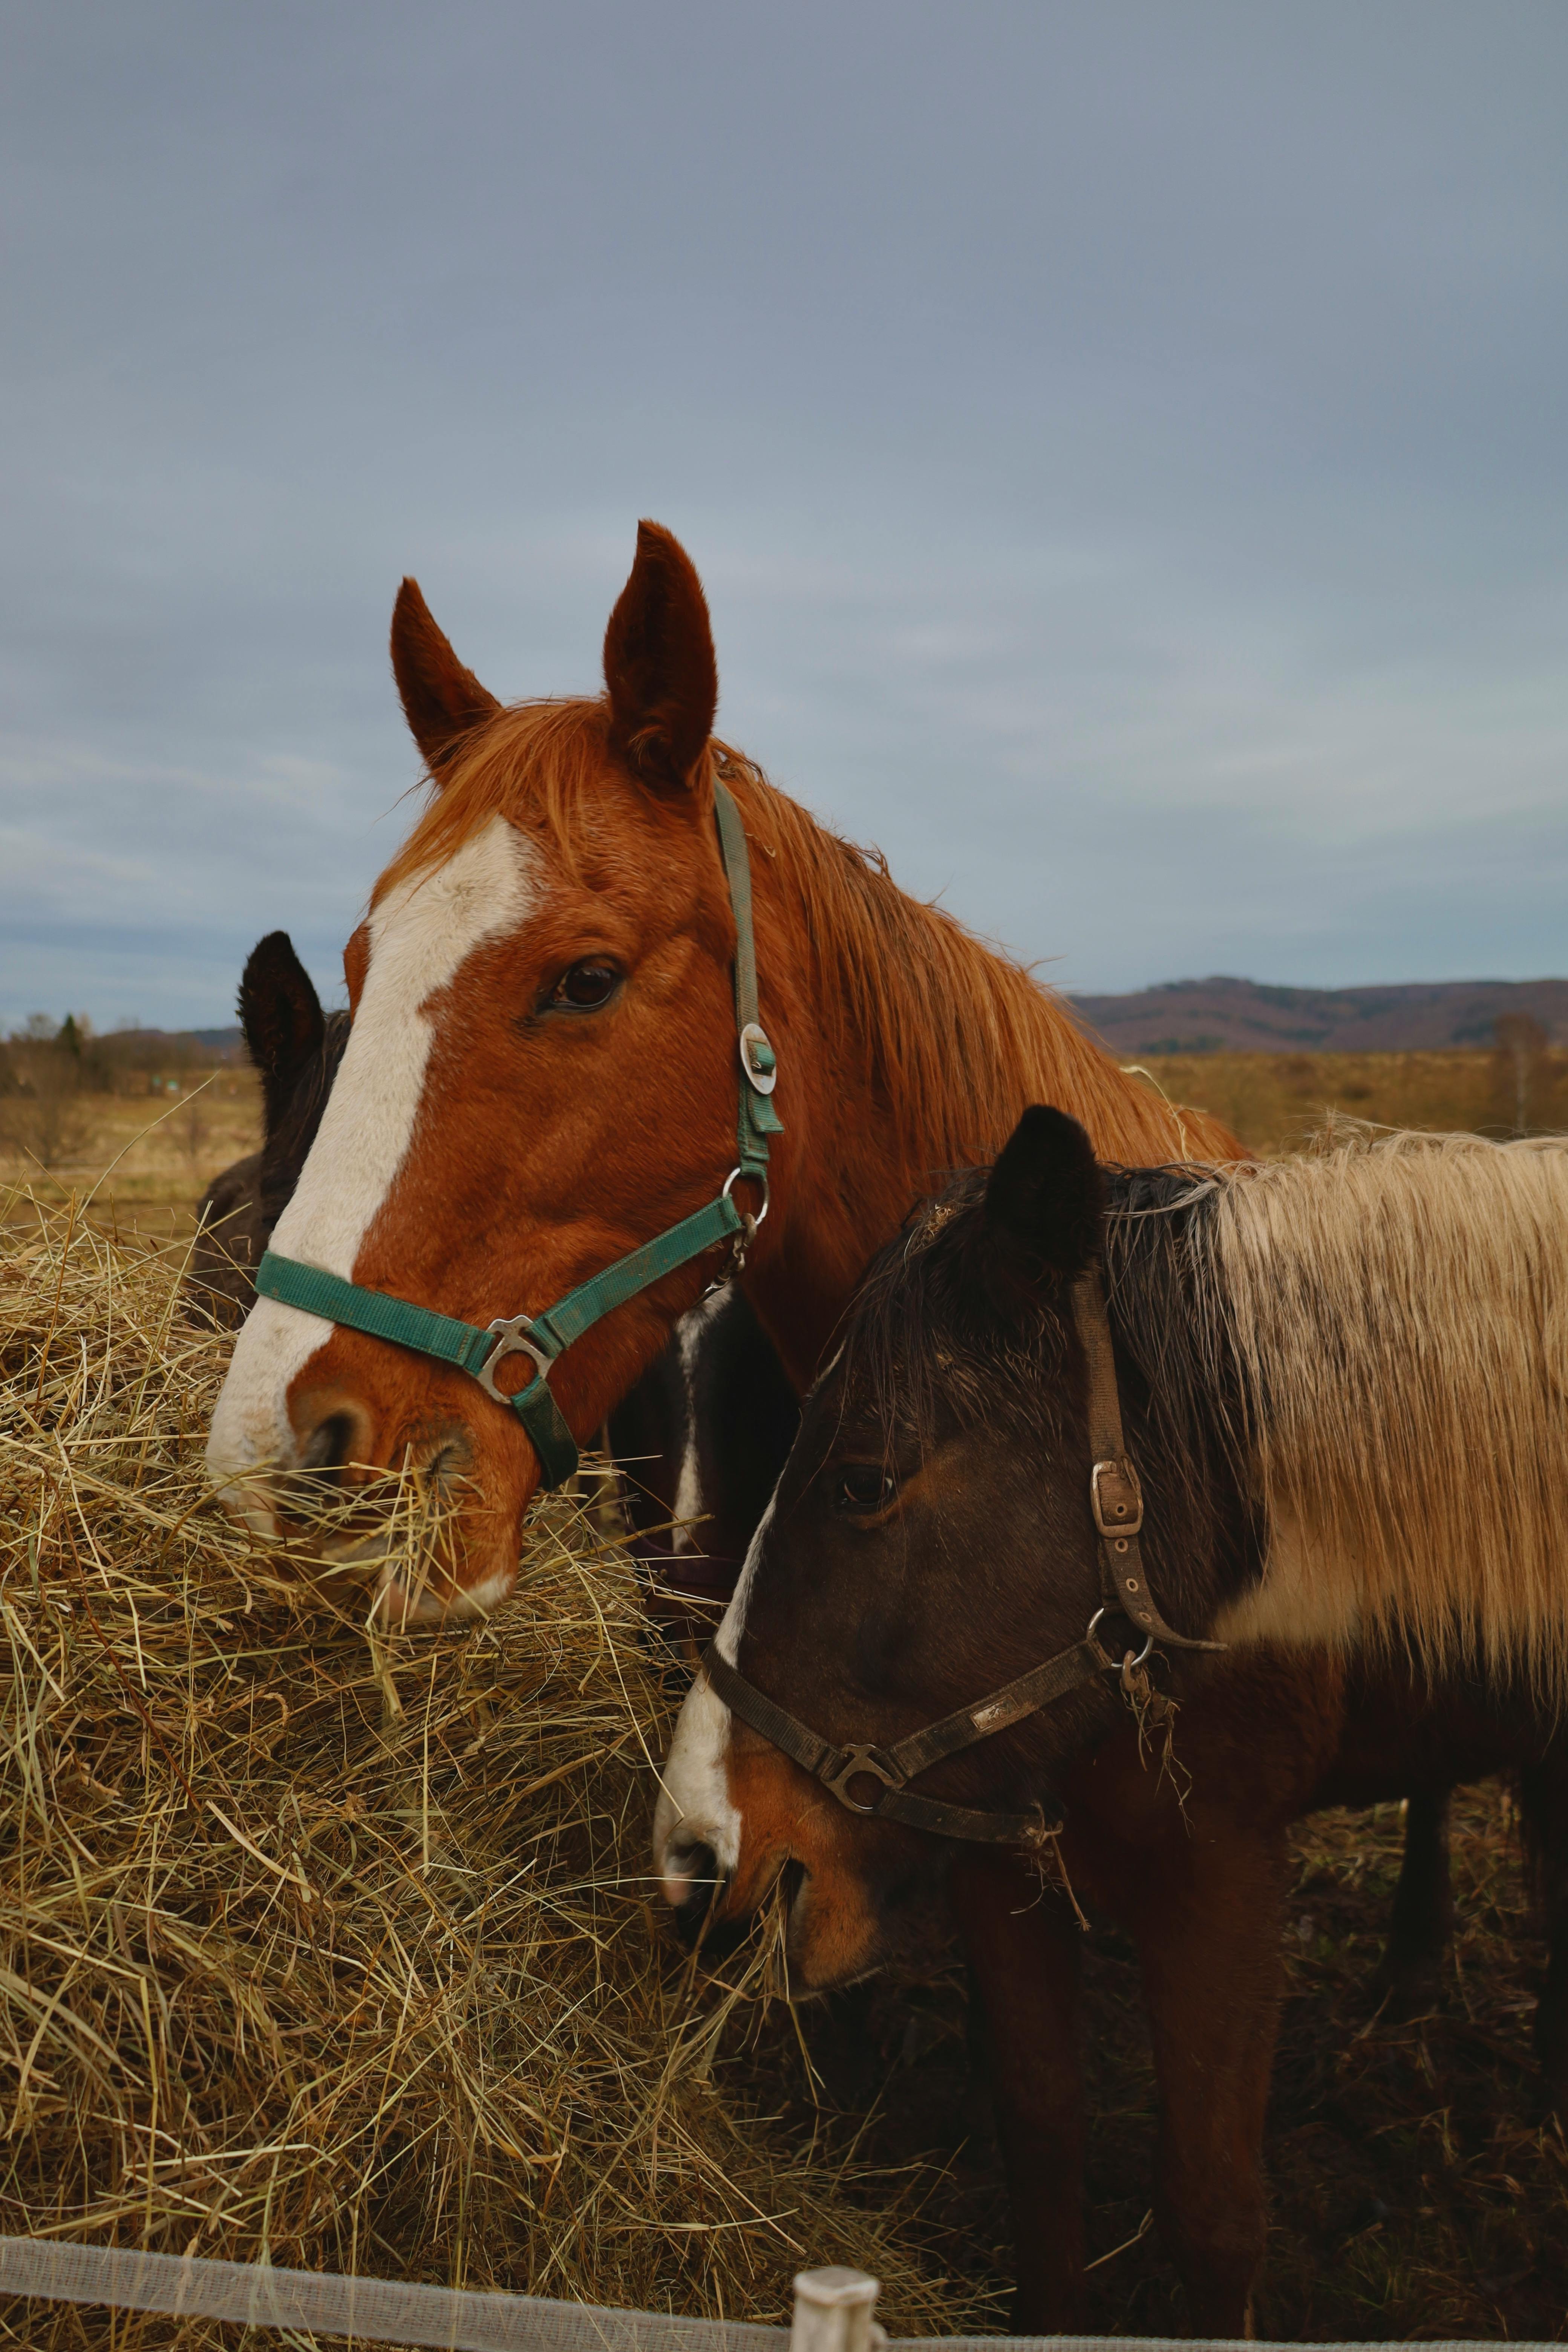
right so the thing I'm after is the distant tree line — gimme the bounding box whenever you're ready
[0,1015,238,1099]
[0,1015,242,1171]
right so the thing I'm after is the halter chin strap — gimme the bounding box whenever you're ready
[701,1260,1222,1850]
[256,777,782,1492]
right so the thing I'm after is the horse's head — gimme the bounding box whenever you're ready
[208,523,778,1620]
[654,1107,1148,1987]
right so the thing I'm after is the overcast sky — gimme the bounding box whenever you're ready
[3,2,1565,1030]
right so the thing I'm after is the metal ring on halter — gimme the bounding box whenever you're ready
[1087,1605,1155,1671]
[721,1165,770,1229]
[821,1743,903,1816]
[478,1315,556,1404]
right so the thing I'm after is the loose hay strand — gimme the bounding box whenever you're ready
[0,1188,984,2347]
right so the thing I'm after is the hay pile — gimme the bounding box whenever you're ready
[0,1191,988,2348]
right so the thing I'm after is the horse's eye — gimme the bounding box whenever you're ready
[551,961,619,1011]
[838,1464,896,1515]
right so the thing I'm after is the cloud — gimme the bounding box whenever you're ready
[1,1,1565,1025]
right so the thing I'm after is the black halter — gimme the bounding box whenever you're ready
[704,1265,1223,1851]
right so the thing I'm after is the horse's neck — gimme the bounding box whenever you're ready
[741,828,1198,1389]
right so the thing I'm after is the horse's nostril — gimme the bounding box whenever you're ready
[423,1430,475,1494]
[300,1412,354,1473]
[297,1409,365,1481]
[666,1840,722,1946]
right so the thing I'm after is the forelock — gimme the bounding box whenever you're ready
[839,1168,1069,1456]
[836,1158,1223,1462]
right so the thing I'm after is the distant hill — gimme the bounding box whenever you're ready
[95,1025,247,1064]
[1068,977,1568,1057]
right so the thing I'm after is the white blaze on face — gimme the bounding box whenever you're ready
[653,1493,773,1905]
[206,816,541,1509]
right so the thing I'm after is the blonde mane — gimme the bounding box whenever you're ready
[1206,1128,1568,1703]
[372,697,1226,1179]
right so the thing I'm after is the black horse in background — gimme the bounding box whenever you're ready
[606,1286,799,1655]
[189,931,1465,2017]
[186,933,349,1329]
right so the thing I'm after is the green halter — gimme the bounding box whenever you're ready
[255,780,782,1491]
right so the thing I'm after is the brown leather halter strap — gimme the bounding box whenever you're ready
[1071,1264,1224,1657]
[702,1260,1223,1851]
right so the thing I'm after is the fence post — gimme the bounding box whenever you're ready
[789,2268,883,2352]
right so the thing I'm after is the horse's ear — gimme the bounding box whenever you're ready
[984,1106,1104,1278]
[238,932,326,1136]
[603,521,718,794]
[390,578,501,779]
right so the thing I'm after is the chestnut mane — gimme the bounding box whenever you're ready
[371,697,1227,1180]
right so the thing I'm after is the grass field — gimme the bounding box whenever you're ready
[0,1072,262,1240]
[6,1047,1564,1238]
[1125,1046,1568,1159]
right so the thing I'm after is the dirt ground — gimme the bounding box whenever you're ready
[741,1780,1567,2339]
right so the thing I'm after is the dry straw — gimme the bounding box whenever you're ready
[0,1190,986,2349]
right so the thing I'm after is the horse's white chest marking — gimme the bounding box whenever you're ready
[653,1495,773,1897]
[207,817,541,1493]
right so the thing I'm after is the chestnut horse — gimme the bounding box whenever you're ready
[655,1109,1568,2329]
[191,926,815,1650]
[205,521,1234,1616]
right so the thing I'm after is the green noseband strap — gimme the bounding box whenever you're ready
[254,779,779,1493]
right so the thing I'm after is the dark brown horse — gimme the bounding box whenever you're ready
[655,1110,1568,2331]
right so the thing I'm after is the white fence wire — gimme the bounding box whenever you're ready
[0,2237,1553,2352]
[0,2237,775,2352]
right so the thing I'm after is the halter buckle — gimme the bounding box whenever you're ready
[820,1743,904,1815]
[738,1021,778,1095]
[1091,1456,1144,1539]
[478,1315,556,1404]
